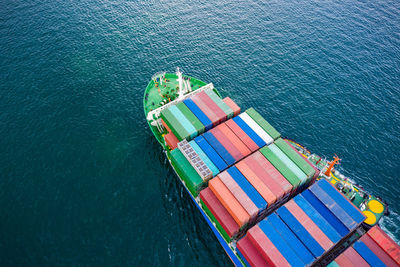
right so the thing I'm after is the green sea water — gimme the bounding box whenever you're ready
[1,0,399,265]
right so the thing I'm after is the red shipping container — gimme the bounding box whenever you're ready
[219,171,259,220]
[247,225,291,267]
[236,161,277,206]
[161,119,171,133]
[252,151,293,196]
[367,225,400,265]
[223,97,241,116]
[360,234,398,266]
[217,123,251,157]
[209,176,250,227]
[334,253,355,267]
[197,91,227,124]
[225,119,259,152]
[243,155,286,202]
[344,247,369,267]
[210,127,243,161]
[284,200,334,250]
[191,94,219,126]
[237,235,268,267]
[199,187,239,238]
[164,132,179,150]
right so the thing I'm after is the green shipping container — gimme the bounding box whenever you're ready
[170,149,204,196]
[274,138,315,179]
[245,108,281,140]
[206,89,234,119]
[260,146,301,189]
[160,108,189,141]
[176,102,205,135]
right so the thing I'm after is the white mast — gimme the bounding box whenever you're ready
[177,67,184,99]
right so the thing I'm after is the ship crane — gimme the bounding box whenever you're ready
[324,154,341,176]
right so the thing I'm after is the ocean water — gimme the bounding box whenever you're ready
[1,0,399,265]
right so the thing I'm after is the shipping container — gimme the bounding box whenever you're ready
[223,97,241,116]
[176,101,205,134]
[260,146,301,189]
[284,200,334,250]
[198,91,227,124]
[367,225,400,265]
[160,108,189,141]
[210,127,244,161]
[225,119,259,152]
[247,225,291,267]
[189,140,219,176]
[199,187,239,239]
[191,94,219,126]
[239,113,274,145]
[164,132,179,150]
[245,108,281,140]
[226,167,267,211]
[219,171,259,220]
[243,155,285,202]
[293,194,341,243]
[301,190,349,238]
[276,206,325,258]
[259,219,304,267]
[183,99,213,131]
[232,116,266,148]
[250,151,293,196]
[169,105,198,139]
[236,160,277,206]
[360,234,398,266]
[217,123,251,157]
[205,89,234,119]
[318,179,365,225]
[209,176,250,227]
[309,183,358,230]
[334,252,355,267]
[267,213,315,265]
[274,138,315,178]
[237,235,269,267]
[268,143,308,185]
[326,261,340,267]
[170,148,204,196]
[161,119,171,133]
[353,240,386,267]
[343,247,369,266]
[203,131,236,166]
[194,136,227,171]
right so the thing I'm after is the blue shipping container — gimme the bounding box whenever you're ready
[309,183,357,230]
[227,167,267,210]
[194,136,227,171]
[203,132,235,166]
[268,213,315,265]
[259,220,304,267]
[276,206,325,258]
[183,99,213,131]
[232,116,266,148]
[293,194,341,243]
[353,241,386,267]
[301,190,349,237]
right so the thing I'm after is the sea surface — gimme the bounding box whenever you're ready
[1,0,399,265]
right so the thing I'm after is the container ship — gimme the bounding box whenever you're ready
[144,69,399,266]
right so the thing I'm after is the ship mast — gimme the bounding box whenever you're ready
[324,155,341,176]
[177,67,184,99]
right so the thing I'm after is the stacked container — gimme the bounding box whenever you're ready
[236,179,366,266]
[329,225,400,266]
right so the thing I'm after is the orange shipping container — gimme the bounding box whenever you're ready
[223,97,241,116]
[217,123,251,157]
[225,119,259,152]
[209,176,250,227]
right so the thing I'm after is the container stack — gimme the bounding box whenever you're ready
[161,89,237,149]
[170,107,284,197]
[328,225,400,267]
[236,179,366,267]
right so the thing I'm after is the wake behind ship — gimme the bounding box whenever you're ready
[144,69,399,266]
